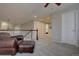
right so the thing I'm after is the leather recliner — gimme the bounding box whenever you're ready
[0,32,17,55]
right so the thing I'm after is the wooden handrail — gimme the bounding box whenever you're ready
[0,29,38,31]
[0,29,38,40]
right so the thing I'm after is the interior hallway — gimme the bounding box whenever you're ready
[16,38,79,56]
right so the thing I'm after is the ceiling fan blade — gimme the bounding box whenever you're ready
[44,3,61,8]
[44,3,50,8]
[55,3,61,6]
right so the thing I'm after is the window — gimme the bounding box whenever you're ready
[1,22,8,30]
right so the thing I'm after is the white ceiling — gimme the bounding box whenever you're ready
[0,3,77,25]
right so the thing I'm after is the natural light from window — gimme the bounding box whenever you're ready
[1,22,8,30]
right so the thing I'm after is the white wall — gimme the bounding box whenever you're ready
[61,11,78,45]
[52,13,62,43]
[21,21,34,30]
[52,4,79,46]
[76,9,79,46]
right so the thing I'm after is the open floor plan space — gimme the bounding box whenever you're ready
[0,3,79,56]
[16,39,79,56]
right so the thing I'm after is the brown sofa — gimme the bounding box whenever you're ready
[0,32,35,55]
[0,32,17,55]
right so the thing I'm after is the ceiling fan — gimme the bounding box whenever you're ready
[44,3,61,8]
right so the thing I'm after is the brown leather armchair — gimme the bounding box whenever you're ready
[0,32,17,55]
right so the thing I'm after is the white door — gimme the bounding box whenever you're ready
[62,11,77,45]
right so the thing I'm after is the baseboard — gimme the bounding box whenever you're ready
[75,45,79,47]
[53,41,79,48]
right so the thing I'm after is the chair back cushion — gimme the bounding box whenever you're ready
[0,32,11,40]
[0,38,17,48]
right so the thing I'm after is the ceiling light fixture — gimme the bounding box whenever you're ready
[46,17,50,20]
[34,16,37,18]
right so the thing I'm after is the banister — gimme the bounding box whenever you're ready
[0,29,38,40]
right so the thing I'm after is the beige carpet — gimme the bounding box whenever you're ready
[16,39,79,56]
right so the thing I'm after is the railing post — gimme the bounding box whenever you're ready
[31,31,32,40]
[36,30,38,40]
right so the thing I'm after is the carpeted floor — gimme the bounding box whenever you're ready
[16,39,79,56]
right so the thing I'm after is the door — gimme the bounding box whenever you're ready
[62,11,77,45]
